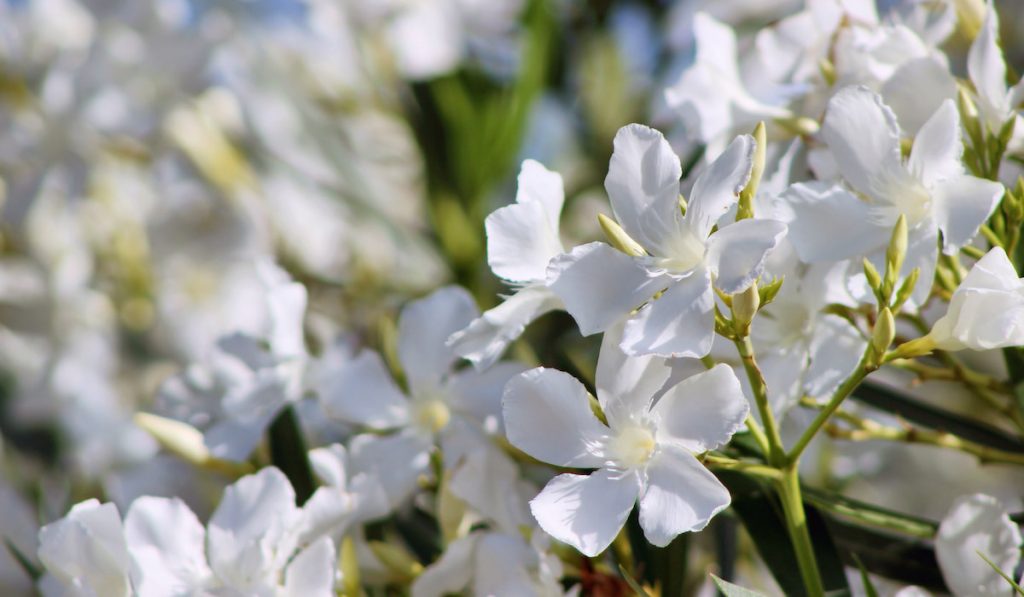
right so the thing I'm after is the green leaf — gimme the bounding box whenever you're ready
[267,405,316,505]
[978,550,1024,595]
[853,381,1024,453]
[3,538,41,581]
[824,516,946,592]
[625,508,688,597]
[852,554,879,597]
[711,574,769,597]
[717,471,849,597]
[619,564,653,597]
[801,486,937,539]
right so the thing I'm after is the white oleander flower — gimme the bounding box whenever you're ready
[502,323,748,556]
[319,286,525,507]
[781,87,1004,305]
[967,1,1024,134]
[448,160,565,369]
[927,247,1024,351]
[935,493,1022,596]
[37,468,339,597]
[548,124,786,358]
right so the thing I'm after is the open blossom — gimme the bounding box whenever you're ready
[502,323,748,556]
[927,247,1024,351]
[156,261,309,462]
[448,160,565,369]
[548,124,786,358]
[319,286,525,507]
[781,86,1004,304]
[37,467,338,597]
[935,493,1022,596]
[967,1,1024,135]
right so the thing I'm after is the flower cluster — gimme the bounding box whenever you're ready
[2,0,1024,596]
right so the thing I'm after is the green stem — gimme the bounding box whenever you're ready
[776,465,824,597]
[735,337,786,466]
[788,352,873,464]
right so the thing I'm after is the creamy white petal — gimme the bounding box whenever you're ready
[124,497,211,596]
[605,124,683,253]
[348,432,433,509]
[777,182,888,262]
[881,57,957,137]
[638,446,731,546]
[821,86,906,201]
[908,100,963,188]
[516,159,565,229]
[502,368,609,468]
[282,537,335,597]
[446,361,528,433]
[530,469,641,557]
[968,2,1010,127]
[936,493,1022,597]
[319,349,410,429]
[651,364,748,452]
[595,320,671,428]
[411,535,476,597]
[38,500,132,597]
[448,285,562,370]
[547,242,668,336]
[486,200,563,284]
[398,286,479,389]
[805,315,868,399]
[932,175,1004,254]
[705,219,787,294]
[685,135,755,239]
[621,269,714,358]
[473,533,538,597]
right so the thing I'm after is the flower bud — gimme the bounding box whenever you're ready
[731,284,760,336]
[368,541,423,581]
[872,307,896,357]
[598,213,646,257]
[134,413,253,477]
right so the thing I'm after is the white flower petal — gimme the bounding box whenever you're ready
[308,443,349,490]
[502,368,609,468]
[621,269,714,358]
[349,432,433,509]
[473,533,538,597]
[805,315,869,399]
[968,3,1010,128]
[448,285,562,370]
[446,361,528,433]
[516,159,565,229]
[547,242,668,336]
[605,124,683,254]
[651,364,748,452]
[38,500,132,597]
[398,286,479,389]
[936,493,1022,597]
[638,446,731,546]
[411,535,477,597]
[685,134,755,239]
[486,200,563,284]
[908,100,963,188]
[530,469,641,557]
[705,218,787,294]
[821,86,906,201]
[777,182,889,262]
[881,57,957,137]
[319,350,410,429]
[283,537,336,597]
[595,320,672,428]
[932,175,1004,254]
[207,467,299,580]
[124,497,211,596]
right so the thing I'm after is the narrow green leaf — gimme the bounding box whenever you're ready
[619,564,652,597]
[823,516,946,592]
[801,486,937,539]
[977,550,1024,595]
[852,554,879,597]
[267,405,316,505]
[711,574,769,597]
[4,538,41,581]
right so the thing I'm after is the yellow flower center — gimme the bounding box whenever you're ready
[609,425,656,468]
[412,399,451,434]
